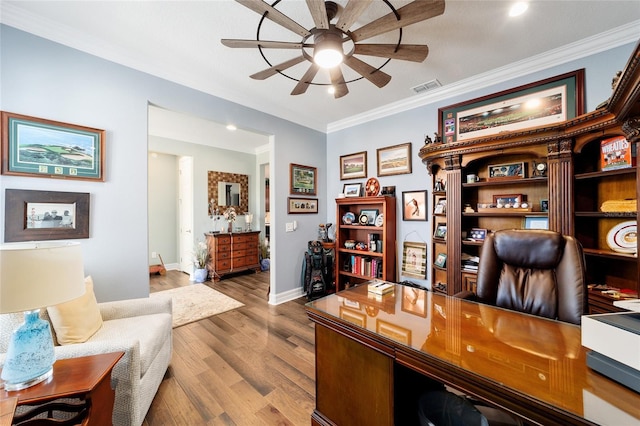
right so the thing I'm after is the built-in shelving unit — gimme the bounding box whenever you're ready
[419,41,640,311]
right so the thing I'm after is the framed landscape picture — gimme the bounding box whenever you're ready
[1,111,105,181]
[340,151,367,180]
[377,142,412,177]
[290,163,317,195]
[438,70,585,143]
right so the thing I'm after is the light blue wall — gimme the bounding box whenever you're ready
[326,42,637,288]
[0,25,326,303]
[148,152,179,266]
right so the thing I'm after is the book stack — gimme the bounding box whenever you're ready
[461,252,479,272]
[368,281,395,295]
[350,255,384,278]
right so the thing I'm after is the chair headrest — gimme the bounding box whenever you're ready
[493,229,566,269]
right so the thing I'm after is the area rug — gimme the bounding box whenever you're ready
[150,284,244,328]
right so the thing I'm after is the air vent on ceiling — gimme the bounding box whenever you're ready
[411,79,442,94]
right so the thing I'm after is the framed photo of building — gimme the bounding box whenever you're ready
[1,111,105,181]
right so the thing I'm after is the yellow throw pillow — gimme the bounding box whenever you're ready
[47,276,103,345]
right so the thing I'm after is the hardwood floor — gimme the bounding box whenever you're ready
[144,270,315,426]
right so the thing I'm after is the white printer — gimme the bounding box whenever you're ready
[581,311,640,393]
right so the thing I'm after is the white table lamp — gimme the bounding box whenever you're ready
[0,242,86,391]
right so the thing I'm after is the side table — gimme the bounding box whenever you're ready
[1,351,124,425]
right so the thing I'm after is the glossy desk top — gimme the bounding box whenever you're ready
[306,283,640,425]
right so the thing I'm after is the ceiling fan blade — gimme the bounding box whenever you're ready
[291,63,320,95]
[336,0,373,32]
[250,56,307,80]
[236,0,311,38]
[329,67,349,98]
[306,0,329,29]
[222,39,307,49]
[344,56,391,88]
[354,44,429,62]
[350,0,445,42]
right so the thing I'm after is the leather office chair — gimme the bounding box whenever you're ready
[459,229,587,325]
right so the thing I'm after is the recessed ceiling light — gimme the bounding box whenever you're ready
[509,1,528,17]
[328,86,336,95]
[226,124,237,131]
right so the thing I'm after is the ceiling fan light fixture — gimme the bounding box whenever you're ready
[328,86,336,95]
[313,30,343,69]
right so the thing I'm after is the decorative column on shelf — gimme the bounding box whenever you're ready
[444,154,463,295]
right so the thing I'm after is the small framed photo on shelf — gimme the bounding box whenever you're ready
[433,198,446,215]
[434,253,447,268]
[402,190,428,221]
[540,199,549,212]
[343,183,362,198]
[434,223,447,239]
[523,216,549,230]
[468,228,487,241]
[340,151,367,180]
[487,162,525,180]
[492,194,524,207]
[359,209,379,225]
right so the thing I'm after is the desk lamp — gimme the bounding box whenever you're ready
[0,242,85,391]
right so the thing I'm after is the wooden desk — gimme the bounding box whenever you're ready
[1,352,123,426]
[306,284,640,426]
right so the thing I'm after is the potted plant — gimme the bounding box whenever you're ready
[193,241,209,283]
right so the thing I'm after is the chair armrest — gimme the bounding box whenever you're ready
[99,295,172,321]
[453,290,477,300]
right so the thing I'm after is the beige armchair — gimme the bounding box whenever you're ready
[1,295,173,426]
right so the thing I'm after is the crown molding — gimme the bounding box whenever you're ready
[327,20,640,134]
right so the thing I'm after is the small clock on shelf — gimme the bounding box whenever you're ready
[532,160,547,177]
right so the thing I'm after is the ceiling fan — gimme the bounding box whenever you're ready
[221,0,445,98]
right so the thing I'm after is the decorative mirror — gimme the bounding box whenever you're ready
[208,171,249,214]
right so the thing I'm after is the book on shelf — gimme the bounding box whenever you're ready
[350,255,382,278]
[368,281,395,295]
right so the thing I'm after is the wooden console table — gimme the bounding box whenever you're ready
[205,231,260,280]
[306,284,640,425]
[1,352,123,425]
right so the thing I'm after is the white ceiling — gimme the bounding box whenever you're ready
[2,1,640,136]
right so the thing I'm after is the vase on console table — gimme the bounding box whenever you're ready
[227,221,233,233]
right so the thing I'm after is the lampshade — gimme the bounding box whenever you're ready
[1,242,86,314]
[0,241,86,391]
